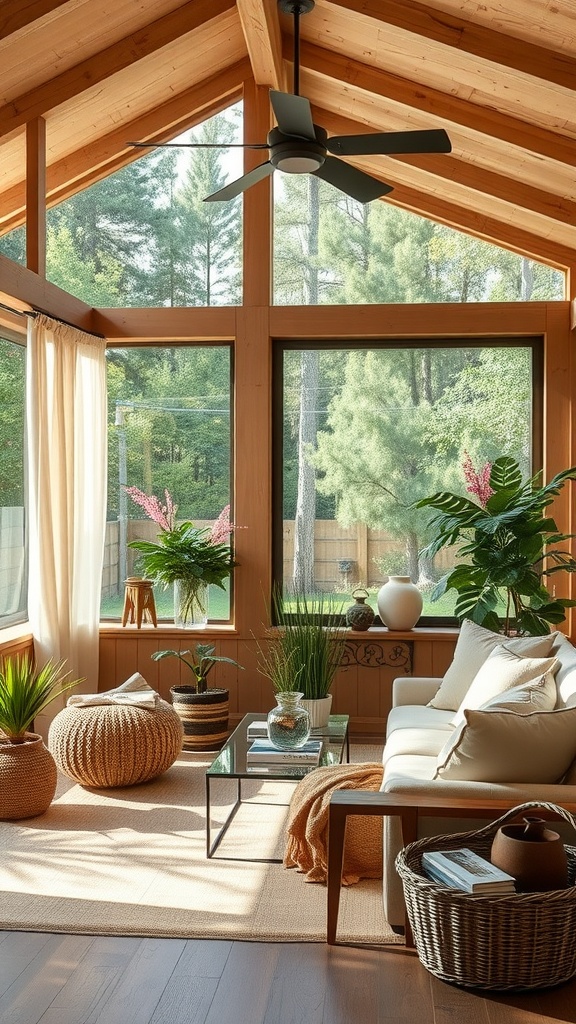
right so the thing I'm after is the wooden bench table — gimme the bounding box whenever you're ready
[327,791,576,947]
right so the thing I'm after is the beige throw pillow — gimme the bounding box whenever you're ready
[428,619,557,711]
[451,646,559,726]
[479,670,558,714]
[434,705,576,783]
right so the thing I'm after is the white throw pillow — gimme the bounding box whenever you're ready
[451,646,559,726]
[479,670,557,714]
[434,705,576,783]
[428,619,557,711]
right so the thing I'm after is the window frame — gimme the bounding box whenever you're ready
[272,335,543,626]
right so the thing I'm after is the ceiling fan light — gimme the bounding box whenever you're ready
[277,154,324,172]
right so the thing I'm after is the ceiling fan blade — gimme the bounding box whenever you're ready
[127,141,268,150]
[270,90,315,140]
[203,161,274,202]
[313,156,393,204]
[327,129,452,156]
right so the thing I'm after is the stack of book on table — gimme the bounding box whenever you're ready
[246,738,322,766]
[421,848,516,895]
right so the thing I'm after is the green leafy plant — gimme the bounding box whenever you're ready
[0,655,82,743]
[256,587,347,698]
[415,454,576,635]
[151,643,244,694]
[125,490,238,622]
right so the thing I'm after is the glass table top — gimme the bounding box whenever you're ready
[206,712,350,780]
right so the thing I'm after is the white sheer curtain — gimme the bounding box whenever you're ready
[26,314,107,724]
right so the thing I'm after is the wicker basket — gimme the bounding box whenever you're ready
[396,801,576,991]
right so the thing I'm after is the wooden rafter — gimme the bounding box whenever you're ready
[0,0,72,40]
[325,0,576,92]
[236,0,286,91]
[298,42,576,169]
[0,0,236,138]
[0,62,249,232]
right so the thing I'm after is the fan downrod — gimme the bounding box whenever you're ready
[278,0,315,14]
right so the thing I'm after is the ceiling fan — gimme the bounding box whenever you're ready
[128,0,451,204]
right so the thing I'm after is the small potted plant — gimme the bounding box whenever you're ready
[151,643,244,751]
[0,653,81,819]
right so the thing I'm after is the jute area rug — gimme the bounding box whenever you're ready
[0,742,401,945]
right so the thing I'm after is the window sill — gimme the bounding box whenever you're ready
[0,622,33,647]
[99,622,238,636]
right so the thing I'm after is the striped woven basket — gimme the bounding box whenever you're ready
[396,801,576,991]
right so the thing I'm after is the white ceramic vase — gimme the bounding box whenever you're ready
[377,576,422,630]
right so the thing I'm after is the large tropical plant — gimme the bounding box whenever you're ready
[415,455,576,635]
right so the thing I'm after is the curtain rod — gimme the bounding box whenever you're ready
[0,301,105,340]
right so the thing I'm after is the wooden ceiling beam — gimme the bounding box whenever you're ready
[320,109,576,230]
[0,62,249,232]
[236,0,287,90]
[0,0,72,40]
[299,42,576,169]
[0,0,236,138]
[325,0,576,91]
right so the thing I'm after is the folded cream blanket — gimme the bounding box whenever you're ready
[284,761,384,885]
[67,672,159,709]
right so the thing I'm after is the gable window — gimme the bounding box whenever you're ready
[275,338,539,622]
[0,332,27,627]
[102,344,233,623]
[273,176,564,305]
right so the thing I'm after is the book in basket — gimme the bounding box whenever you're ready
[246,738,322,764]
[421,848,516,894]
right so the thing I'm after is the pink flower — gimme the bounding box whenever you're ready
[125,486,177,532]
[209,504,234,545]
[462,452,494,508]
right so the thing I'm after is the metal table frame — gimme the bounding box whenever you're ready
[205,712,350,860]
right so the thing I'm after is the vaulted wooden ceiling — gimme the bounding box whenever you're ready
[1,0,575,270]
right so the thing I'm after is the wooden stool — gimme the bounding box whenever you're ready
[121,577,157,627]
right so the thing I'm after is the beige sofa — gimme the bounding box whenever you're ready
[381,621,576,928]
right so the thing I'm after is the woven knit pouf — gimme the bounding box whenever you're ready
[48,700,184,788]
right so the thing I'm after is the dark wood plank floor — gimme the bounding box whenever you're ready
[1,932,576,1024]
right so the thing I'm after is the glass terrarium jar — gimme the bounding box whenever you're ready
[267,691,311,750]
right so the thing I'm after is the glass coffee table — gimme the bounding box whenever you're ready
[205,712,350,859]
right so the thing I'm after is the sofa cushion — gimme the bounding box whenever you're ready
[428,620,557,711]
[383,752,438,785]
[386,704,455,738]
[551,633,576,708]
[383,726,451,763]
[451,646,558,726]
[434,705,576,783]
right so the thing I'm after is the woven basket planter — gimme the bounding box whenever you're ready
[0,733,58,820]
[396,801,576,992]
[170,686,229,752]
[48,699,183,788]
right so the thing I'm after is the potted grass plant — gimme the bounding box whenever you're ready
[257,587,348,729]
[151,643,244,751]
[0,653,81,819]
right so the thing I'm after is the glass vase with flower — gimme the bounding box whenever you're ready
[125,487,238,628]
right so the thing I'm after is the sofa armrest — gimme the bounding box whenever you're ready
[392,676,441,707]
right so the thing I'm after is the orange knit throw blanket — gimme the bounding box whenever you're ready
[284,761,384,885]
